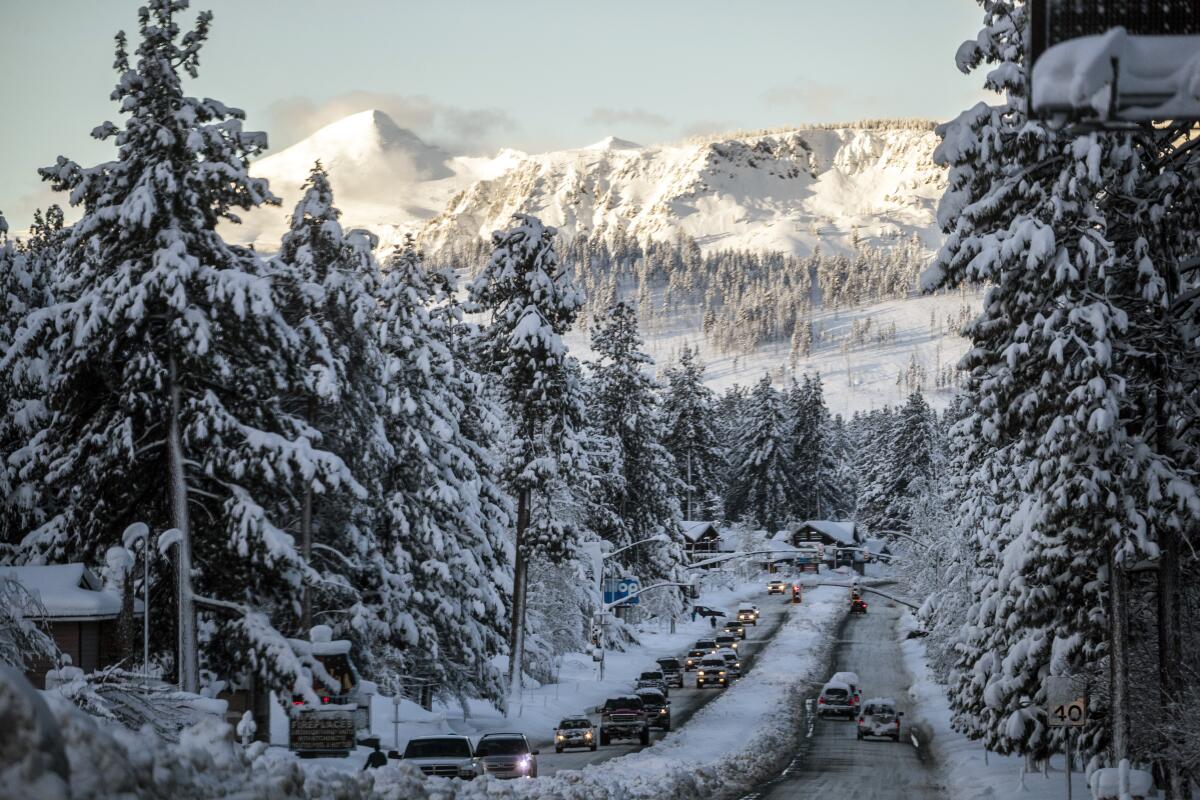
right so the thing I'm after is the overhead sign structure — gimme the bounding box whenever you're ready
[1045,675,1088,728]
[602,577,641,606]
[1027,0,1200,124]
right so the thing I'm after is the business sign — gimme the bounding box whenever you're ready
[603,577,641,606]
[289,708,356,755]
[1045,675,1087,728]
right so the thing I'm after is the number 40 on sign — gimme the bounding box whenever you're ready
[1045,675,1088,727]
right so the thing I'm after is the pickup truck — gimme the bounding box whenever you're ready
[599,695,651,745]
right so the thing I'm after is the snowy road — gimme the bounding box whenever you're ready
[747,600,946,800]
[536,595,796,777]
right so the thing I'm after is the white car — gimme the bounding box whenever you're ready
[831,671,862,710]
[817,679,856,718]
[857,697,903,741]
[737,604,760,625]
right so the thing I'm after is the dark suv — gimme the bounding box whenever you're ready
[636,687,672,731]
[475,733,538,778]
[599,695,650,745]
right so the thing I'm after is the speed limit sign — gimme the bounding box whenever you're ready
[1045,676,1087,728]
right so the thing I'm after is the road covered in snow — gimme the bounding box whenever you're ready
[536,591,796,776]
[745,599,946,800]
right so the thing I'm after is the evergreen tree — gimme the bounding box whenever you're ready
[725,376,796,532]
[661,344,726,520]
[468,214,586,705]
[376,238,512,707]
[786,373,848,521]
[272,162,382,634]
[586,300,685,589]
[926,0,1200,768]
[5,0,354,694]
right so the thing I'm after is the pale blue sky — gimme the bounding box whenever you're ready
[1,1,990,231]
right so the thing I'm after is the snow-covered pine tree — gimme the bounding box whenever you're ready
[661,344,726,520]
[586,300,686,596]
[5,0,356,695]
[926,0,1200,768]
[724,375,797,532]
[786,373,848,521]
[271,162,382,635]
[468,214,586,705]
[375,237,512,708]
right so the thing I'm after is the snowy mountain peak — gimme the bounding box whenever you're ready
[585,135,643,151]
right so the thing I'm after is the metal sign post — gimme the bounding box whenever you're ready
[1046,675,1087,800]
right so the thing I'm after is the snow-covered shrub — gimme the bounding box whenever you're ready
[0,575,57,670]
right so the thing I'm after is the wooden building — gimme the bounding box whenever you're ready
[0,563,140,689]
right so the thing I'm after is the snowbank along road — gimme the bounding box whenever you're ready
[747,600,947,800]
[536,594,796,777]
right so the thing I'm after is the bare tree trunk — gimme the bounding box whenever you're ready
[1108,550,1131,765]
[506,488,530,715]
[167,353,198,693]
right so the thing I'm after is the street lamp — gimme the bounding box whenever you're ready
[120,523,151,687]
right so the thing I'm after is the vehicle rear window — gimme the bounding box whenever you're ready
[403,738,471,758]
[559,719,591,729]
[475,737,529,756]
[604,697,644,711]
[823,687,848,700]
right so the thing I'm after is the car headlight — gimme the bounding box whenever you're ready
[585,731,593,739]
[517,756,530,770]
[659,708,668,715]
[719,670,726,675]
[556,734,564,741]
[697,670,704,676]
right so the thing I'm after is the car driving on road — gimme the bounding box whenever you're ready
[737,604,760,625]
[857,698,903,741]
[767,579,787,594]
[684,648,707,671]
[722,620,746,639]
[831,671,862,712]
[636,669,669,697]
[656,657,684,688]
[694,638,719,654]
[715,633,739,652]
[696,655,730,688]
[554,716,597,752]
[817,679,856,718]
[716,647,741,679]
[475,733,539,778]
[599,695,651,745]
[396,735,480,779]
[635,687,672,731]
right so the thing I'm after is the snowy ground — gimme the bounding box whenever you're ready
[897,611,1094,800]
[566,290,980,416]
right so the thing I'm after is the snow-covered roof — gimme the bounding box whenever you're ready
[0,563,138,620]
[680,520,719,542]
[796,520,858,545]
[864,538,892,555]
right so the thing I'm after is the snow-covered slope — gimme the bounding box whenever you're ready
[422,122,945,256]
[228,110,968,414]
[232,109,524,250]
[232,110,944,257]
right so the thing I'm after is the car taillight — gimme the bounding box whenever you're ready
[321,696,330,704]
[858,718,864,723]
[292,700,304,706]
[818,697,825,704]
[895,720,901,727]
